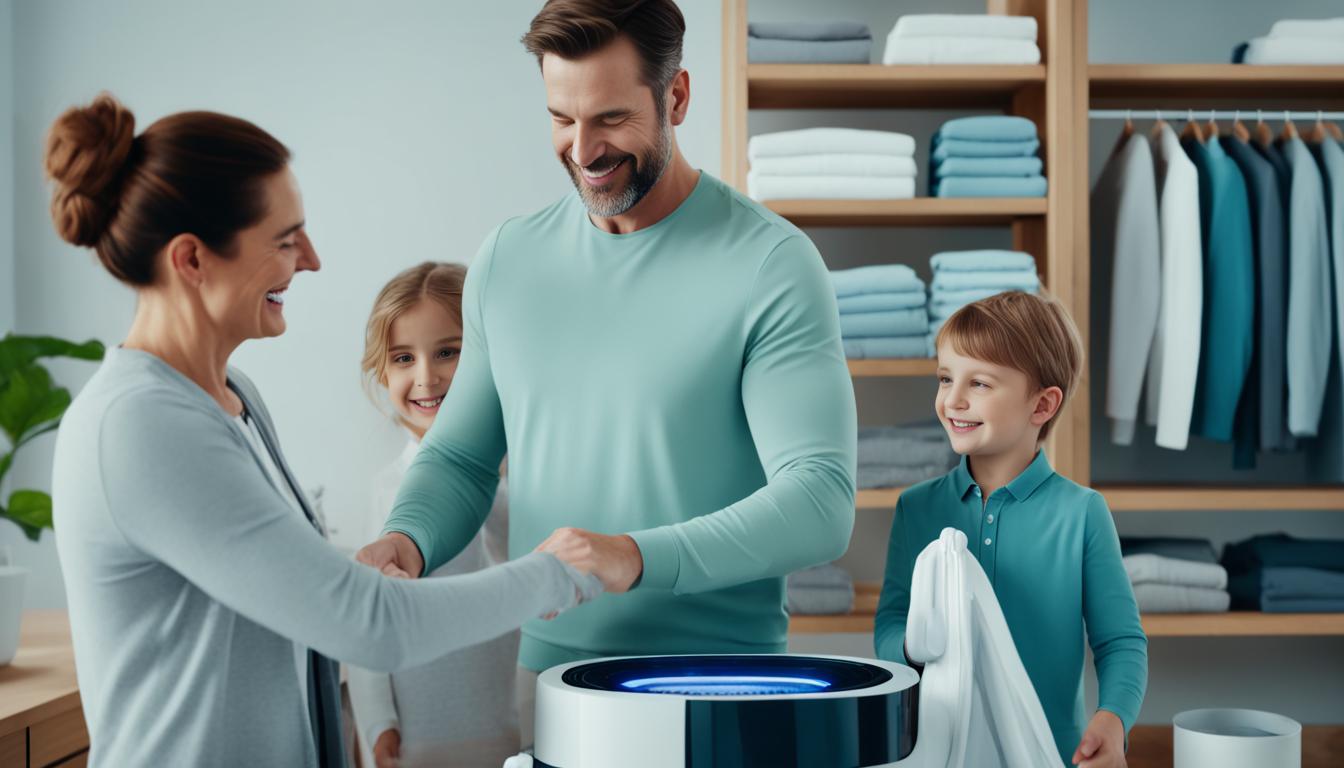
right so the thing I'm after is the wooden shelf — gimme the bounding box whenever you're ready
[764,198,1047,227]
[1099,486,1344,511]
[848,358,935,377]
[856,488,904,509]
[1090,64,1344,107]
[789,584,1344,637]
[748,64,1045,109]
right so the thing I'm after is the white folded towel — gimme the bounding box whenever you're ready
[884,37,1041,65]
[1241,36,1344,64]
[747,174,915,201]
[750,154,918,178]
[748,128,916,161]
[891,14,1037,42]
[1132,584,1231,614]
[1268,18,1344,39]
[1124,554,1228,590]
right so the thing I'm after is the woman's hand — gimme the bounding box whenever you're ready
[372,728,401,768]
[534,527,642,593]
[1072,709,1127,767]
[355,533,425,579]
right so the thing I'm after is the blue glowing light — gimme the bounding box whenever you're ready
[619,675,833,696]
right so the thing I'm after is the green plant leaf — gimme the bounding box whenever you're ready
[5,490,52,541]
[0,335,104,393]
[0,363,56,447]
[0,451,11,491]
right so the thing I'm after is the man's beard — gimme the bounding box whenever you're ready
[562,123,672,218]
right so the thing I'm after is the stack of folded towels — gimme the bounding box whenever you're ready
[1121,537,1230,614]
[787,563,855,615]
[1223,533,1344,612]
[930,116,1046,198]
[748,20,872,64]
[1233,18,1344,64]
[831,264,930,359]
[748,128,917,201]
[858,418,959,490]
[927,250,1039,343]
[882,14,1040,65]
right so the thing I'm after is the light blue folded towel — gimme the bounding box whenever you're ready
[929,287,1035,317]
[931,270,1040,292]
[830,264,925,297]
[933,175,1048,198]
[837,292,927,314]
[843,336,931,359]
[748,20,871,41]
[840,308,929,338]
[748,37,872,64]
[931,138,1040,161]
[930,250,1036,273]
[936,115,1039,142]
[932,156,1044,177]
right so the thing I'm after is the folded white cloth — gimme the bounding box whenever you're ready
[1268,18,1344,39]
[748,128,916,160]
[883,37,1041,65]
[1241,36,1344,64]
[1132,583,1231,614]
[931,269,1040,292]
[747,173,915,201]
[750,154,917,178]
[1124,554,1228,590]
[890,14,1037,42]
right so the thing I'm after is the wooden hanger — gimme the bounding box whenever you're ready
[1254,110,1274,147]
[1329,121,1344,142]
[1232,110,1251,143]
[1150,109,1169,141]
[1180,109,1205,143]
[1204,110,1221,140]
[1280,111,1299,141]
[1308,110,1329,143]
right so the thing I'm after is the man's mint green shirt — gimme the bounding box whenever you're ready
[876,450,1147,765]
[385,173,857,670]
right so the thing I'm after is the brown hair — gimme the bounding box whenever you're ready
[362,262,468,401]
[521,0,685,114]
[44,93,290,286]
[934,291,1084,441]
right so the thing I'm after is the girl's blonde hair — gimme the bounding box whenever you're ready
[361,261,468,400]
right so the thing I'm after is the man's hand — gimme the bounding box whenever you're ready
[372,728,401,768]
[534,527,643,593]
[1073,709,1127,767]
[355,533,425,580]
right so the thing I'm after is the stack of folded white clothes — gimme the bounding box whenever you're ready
[831,264,929,359]
[787,563,855,615]
[747,128,917,201]
[1121,537,1230,613]
[748,20,872,64]
[1233,18,1344,64]
[930,116,1046,198]
[882,14,1039,65]
[857,418,958,490]
[927,250,1039,343]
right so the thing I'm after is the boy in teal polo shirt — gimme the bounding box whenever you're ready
[876,291,1147,767]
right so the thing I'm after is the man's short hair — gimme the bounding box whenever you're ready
[934,290,1084,441]
[521,0,686,115]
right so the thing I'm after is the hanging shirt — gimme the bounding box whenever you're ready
[1182,135,1255,443]
[1279,136,1333,437]
[1308,137,1344,485]
[1092,130,1160,446]
[1145,124,1204,450]
[876,450,1148,765]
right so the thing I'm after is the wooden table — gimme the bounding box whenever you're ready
[0,612,88,768]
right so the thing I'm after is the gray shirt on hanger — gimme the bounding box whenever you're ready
[1279,136,1334,437]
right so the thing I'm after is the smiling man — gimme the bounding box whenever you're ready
[356,0,856,726]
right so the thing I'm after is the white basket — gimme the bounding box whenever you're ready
[1174,708,1301,768]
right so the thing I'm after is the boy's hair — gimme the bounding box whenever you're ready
[361,261,467,395]
[934,290,1084,441]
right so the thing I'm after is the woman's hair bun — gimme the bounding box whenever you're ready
[44,93,137,247]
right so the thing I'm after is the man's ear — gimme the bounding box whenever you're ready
[164,234,206,288]
[667,69,690,126]
[1030,386,1064,427]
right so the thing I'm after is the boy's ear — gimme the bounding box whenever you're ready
[1029,386,1065,427]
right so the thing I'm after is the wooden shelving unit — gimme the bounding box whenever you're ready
[856,488,905,509]
[764,198,1047,227]
[1100,486,1344,512]
[1090,64,1344,106]
[748,64,1045,109]
[848,359,935,378]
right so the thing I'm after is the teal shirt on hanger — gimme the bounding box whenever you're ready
[876,450,1148,766]
[1182,136,1255,443]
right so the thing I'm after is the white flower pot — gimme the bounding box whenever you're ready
[0,565,27,666]
[1174,708,1301,768]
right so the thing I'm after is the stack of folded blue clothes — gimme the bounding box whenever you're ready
[748,20,873,64]
[1121,537,1230,613]
[831,264,929,359]
[927,250,1039,345]
[1223,533,1344,612]
[930,116,1047,198]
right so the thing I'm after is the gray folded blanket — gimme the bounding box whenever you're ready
[748,20,871,41]
[1124,554,1227,590]
[858,463,954,490]
[858,420,956,467]
[748,37,872,64]
[789,562,853,590]
[1132,584,1231,613]
[787,564,855,615]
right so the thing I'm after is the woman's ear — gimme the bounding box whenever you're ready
[1030,386,1064,427]
[164,234,206,288]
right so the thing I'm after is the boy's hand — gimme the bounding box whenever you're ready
[356,533,425,579]
[535,527,643,593]
[1072,710,1127,767]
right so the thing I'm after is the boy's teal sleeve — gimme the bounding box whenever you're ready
[1082,491,1149,733]
[875,497,912,664]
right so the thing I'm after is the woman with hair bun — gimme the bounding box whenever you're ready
[47,94,601,768]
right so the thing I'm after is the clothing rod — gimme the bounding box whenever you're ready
[1090,109,1344,120]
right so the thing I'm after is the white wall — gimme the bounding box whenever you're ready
[5,0,719,606]
[1,0,13,333]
